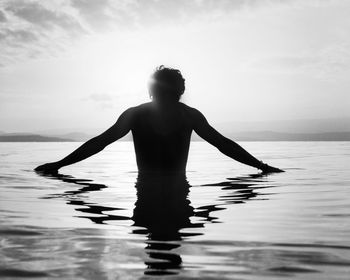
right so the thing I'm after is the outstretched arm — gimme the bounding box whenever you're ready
[35,108,134,173]
[192,109,283,173]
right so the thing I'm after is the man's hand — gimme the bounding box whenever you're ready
[34,162,61,173]
[260,163,284,174]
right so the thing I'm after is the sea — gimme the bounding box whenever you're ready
[0,141,349,279]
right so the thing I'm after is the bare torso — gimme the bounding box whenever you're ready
[34,100,283,174]
[131,102,193,173]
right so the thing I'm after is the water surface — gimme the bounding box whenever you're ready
[1,142,349,279]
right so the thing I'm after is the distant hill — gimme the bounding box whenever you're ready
[53,132,93,141]
[0,134,73,142]
[0,131,349,142]
[52,132,131,141]
[191,131,350,141]
[215,118,350,134]
[225,131,350,141]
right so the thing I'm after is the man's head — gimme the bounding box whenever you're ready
[149,65,185,103]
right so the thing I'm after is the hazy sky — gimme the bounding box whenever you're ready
[0,0,349,133]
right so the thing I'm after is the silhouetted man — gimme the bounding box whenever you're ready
[35,66,283,174]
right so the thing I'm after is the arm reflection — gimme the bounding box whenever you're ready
[38,171,274,276]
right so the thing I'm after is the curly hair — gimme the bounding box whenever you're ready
[152,65,185,97]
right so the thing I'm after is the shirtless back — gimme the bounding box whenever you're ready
[131,102,192,173]
[35,66,283,174]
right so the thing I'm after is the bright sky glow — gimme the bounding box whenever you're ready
[0,0,349,133]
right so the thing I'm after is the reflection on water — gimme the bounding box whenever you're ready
[1,142,350,279]
[40,171,268,276]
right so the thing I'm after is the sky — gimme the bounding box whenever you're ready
[0,0,349,133]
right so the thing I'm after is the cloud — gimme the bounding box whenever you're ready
[4,1,83,32]
[0,0,86,65]
[250,44,350,80]
[71,0,112,31]
[99,0,254,29]
[5,1,79,29]
[0,28,37,42]
[0,27,39,64]
[0,9,6,22]
[83,93,116,109]
[0,0,347,67]
[87,93,114,102]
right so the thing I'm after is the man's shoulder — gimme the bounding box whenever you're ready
[136,102,152,109]
[124,102,151,114]
[125,102,203,118]
[179,103,203,117]
[118,103,151,125]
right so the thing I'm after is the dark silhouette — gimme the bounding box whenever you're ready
[35,66,283,174]
[40,171,273,275]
